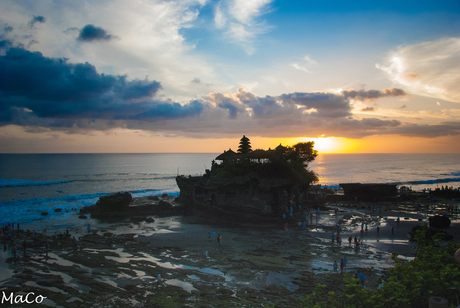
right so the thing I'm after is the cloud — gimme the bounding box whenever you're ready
[341,88,409,101]
[404,72,421,80]
[377,37,460,103]
[0,47,205,127]
[361,107,375,112]
[28,16,46,28]
[191,78,201,84]
[0,46,457,140]
[4,25,13,33]
[77,24,115,42]
[214,0,273,54]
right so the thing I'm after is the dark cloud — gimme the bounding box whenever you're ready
[400,105,407,109]
[0,39,13,52]
[342,88,409,101]
[4,25,13,33]
[0,47,204,129]
[191,78,201,84]
[361,107,375,112]
[279,92,352,118]
[77,24,114,42]
[28,16,46,27]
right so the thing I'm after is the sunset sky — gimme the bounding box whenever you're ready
[1,0,459,153]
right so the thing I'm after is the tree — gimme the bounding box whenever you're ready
[237,135,252,154]
[301,223,460,308]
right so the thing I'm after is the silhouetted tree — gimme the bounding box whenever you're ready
[237,135,252,154]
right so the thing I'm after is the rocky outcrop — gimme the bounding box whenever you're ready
[428,215,451,228]
[80,192,185,219]
[409,225,453,241]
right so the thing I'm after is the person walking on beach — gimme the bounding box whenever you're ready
[157,272,162,285]
[208,232,211,239]
[87,225,91,234]
[218,234,222,244]
[212,230,216,240]
[333,261,338,273]
[356,271,365,287]
[331,232,335,243]
[340,259,344,273]
[391,225,394,235]
[348,236,352,245]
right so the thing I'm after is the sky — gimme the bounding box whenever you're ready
[0,0,460,153]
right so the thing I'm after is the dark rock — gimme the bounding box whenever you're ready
[428,215,451,228]
[145,217,155,223]
[54,208,62,212]
[80,191,183,219]
[148,196,160,201]
[161,193,169,198]
[40,212,48,216]
[78,215,87,219]
[96,192,132,211]
[409,225,453,241]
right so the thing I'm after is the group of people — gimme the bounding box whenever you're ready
[208,230,223,244]
[333,256,348,273]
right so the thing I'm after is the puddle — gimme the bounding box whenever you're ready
[25,281,67,294]
[165,279,197,293]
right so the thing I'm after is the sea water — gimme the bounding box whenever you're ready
[1,153,460,232]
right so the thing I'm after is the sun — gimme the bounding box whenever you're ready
[281,136,358,154]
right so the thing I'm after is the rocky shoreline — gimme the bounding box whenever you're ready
[1,193,459,307]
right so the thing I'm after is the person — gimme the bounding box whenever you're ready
[218,234,222,244]
[87,225,91,234]
[356,271,365,287]
[342,256,347,271]
[337,236,341,245]
[157,272,161,285]
[391,226,394,235]
[333,261,338,273]
[217,234,220,244]
[377,225,380,234]
[360,229,364,241]
[212,230,216,240]
[207,232,211,239]
[331,232,335,243]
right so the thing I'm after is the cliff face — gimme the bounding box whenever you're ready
[176,171,309,218]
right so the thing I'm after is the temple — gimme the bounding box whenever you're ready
[175,136,318,221]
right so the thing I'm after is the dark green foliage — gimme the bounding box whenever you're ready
[213,141,318,186]
[301,223,460,308]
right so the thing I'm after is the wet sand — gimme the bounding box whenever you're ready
[1,195,459,307]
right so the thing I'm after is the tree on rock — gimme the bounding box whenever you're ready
[237,135,252,154]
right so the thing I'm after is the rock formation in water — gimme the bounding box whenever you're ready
[176,136,318,221]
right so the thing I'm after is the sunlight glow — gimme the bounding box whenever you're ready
[281,136,359,154]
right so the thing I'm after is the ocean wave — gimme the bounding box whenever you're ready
[0,179,73,188]
[0,189,180,209]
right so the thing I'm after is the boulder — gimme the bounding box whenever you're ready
[96,192,132,211]
[428,215,451,228]
[78,215,87,219]
[54,208,62,212]
[41,212,48,216]
[455,249,460,266]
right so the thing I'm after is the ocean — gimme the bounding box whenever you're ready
[1,153,460,233]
